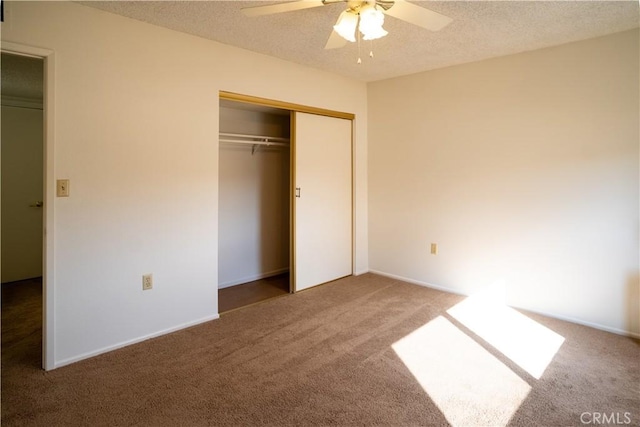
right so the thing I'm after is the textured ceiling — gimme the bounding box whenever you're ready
[1,53,44,100]
[80,1,638,81]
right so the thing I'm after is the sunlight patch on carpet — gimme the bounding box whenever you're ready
[446,285,565,379]
[392,316,531,427]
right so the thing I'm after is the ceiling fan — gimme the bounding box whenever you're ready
[241,0,453,50]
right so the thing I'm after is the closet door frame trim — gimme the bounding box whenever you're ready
[220,91,355,121]
[219,91,355,294]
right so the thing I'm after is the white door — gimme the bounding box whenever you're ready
[1,105,44,283]
[294,112,352,291]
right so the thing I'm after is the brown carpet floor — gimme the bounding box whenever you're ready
[2,273,639,426]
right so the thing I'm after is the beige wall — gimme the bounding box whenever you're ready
[368,30,639,336]
[2,0,368,366]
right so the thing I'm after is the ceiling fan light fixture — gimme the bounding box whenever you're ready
[333,10,358,42]
[359,7,388,41]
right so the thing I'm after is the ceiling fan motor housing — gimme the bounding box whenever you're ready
[322,0,395,13]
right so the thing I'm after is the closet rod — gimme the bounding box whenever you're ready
[219,132,289,143]
[219,139,289,148]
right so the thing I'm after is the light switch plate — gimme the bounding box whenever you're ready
[57,179,70,197]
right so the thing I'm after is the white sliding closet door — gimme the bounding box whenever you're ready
[294,112,352,292]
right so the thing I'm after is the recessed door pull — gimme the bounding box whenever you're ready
[296,188,301,198]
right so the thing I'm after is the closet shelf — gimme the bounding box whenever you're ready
[219,132,289,147]
[219,139,289,148]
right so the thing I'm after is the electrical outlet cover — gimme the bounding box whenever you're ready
[142,274,153,290]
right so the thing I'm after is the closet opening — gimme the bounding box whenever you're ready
[218,98,292,313]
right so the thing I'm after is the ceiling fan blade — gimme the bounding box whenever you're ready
[324,30,349,50]
[242,0,325,17]
[384,0,452,31]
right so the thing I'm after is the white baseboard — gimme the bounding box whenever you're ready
[369,269,640,340]
[517,308,640,340]
[369,270,467,296]
[354,269,370,276]
[54,313,220,369]
[218,268,289,289]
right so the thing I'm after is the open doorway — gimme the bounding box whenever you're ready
[218,98,292,313]
[1,52,45,368]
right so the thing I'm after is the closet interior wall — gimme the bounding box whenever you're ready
[218,103,290,289]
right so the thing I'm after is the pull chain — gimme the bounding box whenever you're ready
[357,25,362,64]
[370,39,374,58]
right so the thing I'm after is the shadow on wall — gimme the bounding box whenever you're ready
[627,274,639,337]
[257,147,290,278]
